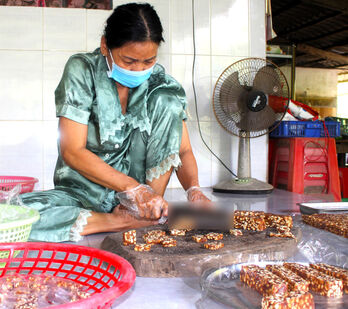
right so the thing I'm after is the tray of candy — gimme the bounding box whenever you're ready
[298,202,348,215]
[200,261,348,309]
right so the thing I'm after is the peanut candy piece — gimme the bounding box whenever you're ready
[14,295,38,309]
[284,263,343,297]
[123,229,136,246]
[234,217,267,231]
[76,290,90,299]
[229,229,243,236]
[262,291,314,309]
[203,241,224,250]
[265,213,293,229]
[266,264,309,293]
[134,244,152,252]
[170,229,186,236]
[276,225,291,233]
[240,265,288,296]
[146,230,166,237]
[161,237,177,247]
[310,263,348,294]
[234,211,267,231]
[269,231,295,239]
[159,235,172,242]
[206,232,223,240]
[302,214,348,238]
[143,235,162,244]
[192,234,207,243]
[143,230,166,244]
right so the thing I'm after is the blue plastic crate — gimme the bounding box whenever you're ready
[270,121,340,138]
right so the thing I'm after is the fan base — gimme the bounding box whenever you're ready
[213,178,273,194]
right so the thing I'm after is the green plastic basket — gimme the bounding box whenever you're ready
[0,204,40,261]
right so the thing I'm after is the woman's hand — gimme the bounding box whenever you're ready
[186,186,211,207]
[116,184,168,220]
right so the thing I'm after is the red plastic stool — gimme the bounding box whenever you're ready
[339,167,348,198]
[269,138,341,201]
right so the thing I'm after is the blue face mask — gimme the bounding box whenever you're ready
[105,50,155,88]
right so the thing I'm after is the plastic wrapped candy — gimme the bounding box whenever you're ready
[0,273,91,308]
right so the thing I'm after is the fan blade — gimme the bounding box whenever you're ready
[253,66,282,96]
[219,71,246,115]
[237,105,277,132]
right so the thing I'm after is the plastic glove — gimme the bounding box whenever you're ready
[116,184,168,222]
[186,186,211,204]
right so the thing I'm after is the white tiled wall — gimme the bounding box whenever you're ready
[0,0,266,191]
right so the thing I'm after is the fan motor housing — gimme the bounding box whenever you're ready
[246,90,267,112]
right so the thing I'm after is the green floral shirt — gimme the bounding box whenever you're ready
[53,48,187,211]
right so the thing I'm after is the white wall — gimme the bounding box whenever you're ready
[0,0,266,191]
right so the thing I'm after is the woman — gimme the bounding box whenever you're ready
[22,2,209,243]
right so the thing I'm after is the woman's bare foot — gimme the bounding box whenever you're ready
[80,206,158,236]
[111,205,159,230]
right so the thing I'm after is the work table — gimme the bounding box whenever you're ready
[73,188,346,309]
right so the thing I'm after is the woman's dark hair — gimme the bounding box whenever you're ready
[104,2,164,49]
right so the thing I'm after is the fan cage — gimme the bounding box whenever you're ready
[213,58,289,138]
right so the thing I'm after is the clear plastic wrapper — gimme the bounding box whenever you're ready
[0,273,91,308]
[0,185,24,207]
[294,219,348,268]
[198,261,348,309]
[0,185,40,246]
[196,215,348,309]
[0,185,27,223]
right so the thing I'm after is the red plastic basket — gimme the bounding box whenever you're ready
[0,176,38,194]
[0,242,136,308]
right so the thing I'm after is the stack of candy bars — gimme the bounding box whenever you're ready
[240,265,288,296]
[261,291,314,309]
[266,265,309,293]
[265,213,293,229]
[302,213,348,238]
[0,273,90,308]
[284,263,343,298]
[233,210,294,238]
[240,262,347,309]
[310,263,348,293]
[234,211,267,231]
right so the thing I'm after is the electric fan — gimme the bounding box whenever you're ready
[212,58,289,194]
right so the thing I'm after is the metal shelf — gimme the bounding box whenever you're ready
[266,44,296,100]
[266,53,292,59]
